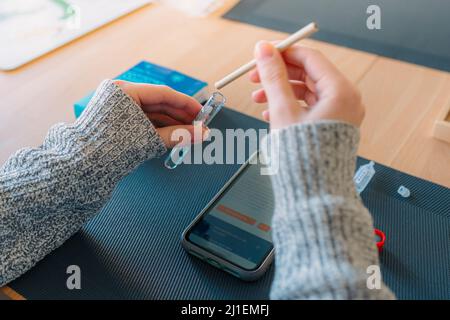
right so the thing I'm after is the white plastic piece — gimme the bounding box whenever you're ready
[354,161,376,194]
[398,186,411,198]
[164,92,226,169]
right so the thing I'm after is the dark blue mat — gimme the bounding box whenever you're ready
[9,108,450,299]
[224,0,450,72]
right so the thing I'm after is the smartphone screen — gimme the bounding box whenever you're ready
[186,160,274,271]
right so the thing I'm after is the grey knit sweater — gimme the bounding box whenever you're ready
[0,80,394,299]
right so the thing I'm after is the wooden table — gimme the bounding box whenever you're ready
[1,2,449,299]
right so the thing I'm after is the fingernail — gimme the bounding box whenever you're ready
[203,127,210,140]
[193,120,203,127]
[256,41,274,60]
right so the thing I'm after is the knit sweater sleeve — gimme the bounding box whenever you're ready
[265,121,395,300]
[0,80,166,286]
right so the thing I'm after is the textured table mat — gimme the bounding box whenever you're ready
[9,108,450,299]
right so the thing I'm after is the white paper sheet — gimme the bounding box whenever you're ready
[0,0,152,70]
[158,0,224,17]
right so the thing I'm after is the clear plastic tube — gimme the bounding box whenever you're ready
[164,92,226,169]
[354,161,376,194]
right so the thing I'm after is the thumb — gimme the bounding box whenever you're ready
[254,41,297,110]
[157,124,209,149]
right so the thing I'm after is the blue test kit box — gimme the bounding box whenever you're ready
[74,61,209,118]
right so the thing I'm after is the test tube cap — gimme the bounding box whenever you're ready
[397,185,411,198]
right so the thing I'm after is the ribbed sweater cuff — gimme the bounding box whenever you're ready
[265,121,360,219]
[262,122,394,299]
[74,79,167,164]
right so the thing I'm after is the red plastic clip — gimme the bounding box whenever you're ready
[374,229,386,252]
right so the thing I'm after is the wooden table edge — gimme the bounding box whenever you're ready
[1,286,26,300]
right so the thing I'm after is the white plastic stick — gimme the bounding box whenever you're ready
[214,22,318,90]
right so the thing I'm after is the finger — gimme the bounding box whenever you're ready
[144,104,196,123]
[146,113,185,128]
[253,92,316,110]
[252,89,267,103]
[283,46,342,84]
[134,84,203,116]
[252,81,309,103]
[304,90,318,106]
[157,125,209,148]
[262,110,270,121]
[254,41,298,111]
[251,70,317,95]
[249,63,306,84]
[262,105,314,122]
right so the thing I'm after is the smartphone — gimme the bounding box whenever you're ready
[181,153,275,281]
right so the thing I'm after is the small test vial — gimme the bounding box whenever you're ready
[397,186,411,198]
[354,161,376,194]
[164,92,226,169]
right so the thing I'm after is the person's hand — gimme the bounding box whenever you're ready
[249,42,365,130]
[114,80,208,148]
